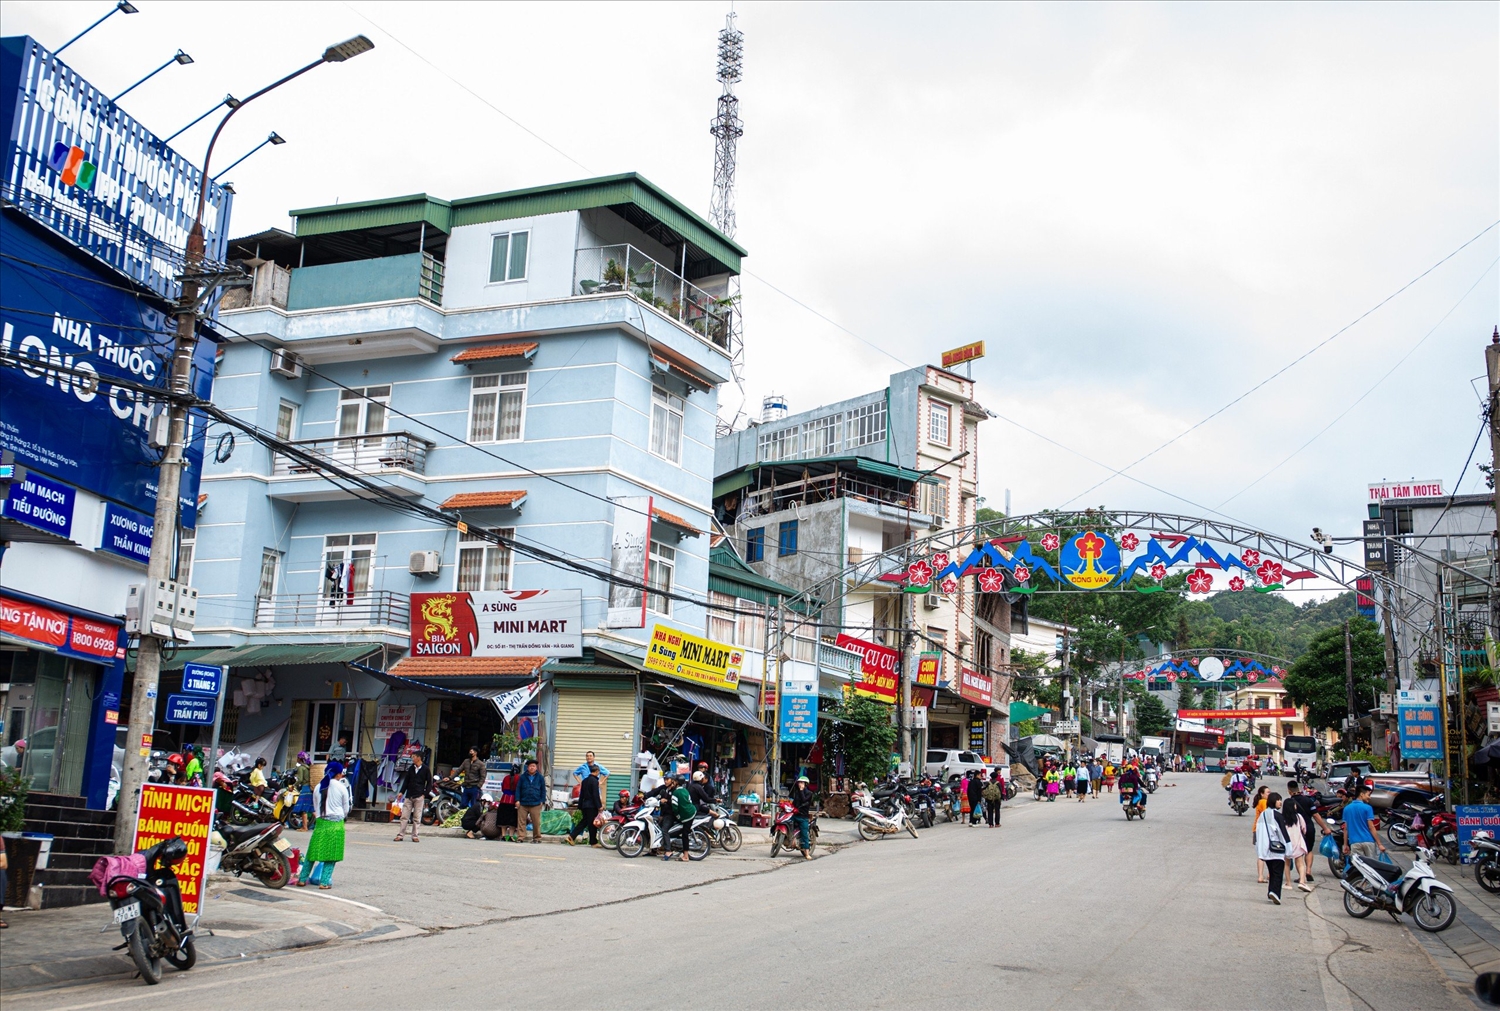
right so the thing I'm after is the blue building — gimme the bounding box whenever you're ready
[178,174,769,797]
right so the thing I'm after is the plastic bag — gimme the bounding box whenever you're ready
[1318,834,1339,859]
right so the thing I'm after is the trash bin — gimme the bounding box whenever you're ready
[2,832,40,908]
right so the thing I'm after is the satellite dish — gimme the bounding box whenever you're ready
[1199,656,1225,682]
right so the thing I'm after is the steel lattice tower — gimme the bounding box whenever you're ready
[709,12,744,238]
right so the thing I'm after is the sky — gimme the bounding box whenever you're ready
[7,1,1498,586]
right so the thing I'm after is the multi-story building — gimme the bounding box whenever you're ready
[171,173,770,797]
[1226,677,1330,763]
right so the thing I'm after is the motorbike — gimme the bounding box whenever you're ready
[615,798,710,860]
[1340,845,1457,932]
[422,777,466,826]
[769,799,820,856]
[908,783,938,829]
[270,772,304,830]
[1144,767,1159,794]
[599,804,636,849]
[854,796,920,840]
[1383,795,1446,849]
[1229,790,1249,816]
[100,838,196,985]
[1121,787,1146,821]
[703,803,744,852]
[1412,811,1460,865]
[213,815,295,888]
[1473,831,1500,894]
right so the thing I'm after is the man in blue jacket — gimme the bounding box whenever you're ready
[516,758,548,843]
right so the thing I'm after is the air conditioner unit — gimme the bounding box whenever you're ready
[269,348,303,379]
[923,592,942,610]
[929,514,946,529]
[409,550,441,576]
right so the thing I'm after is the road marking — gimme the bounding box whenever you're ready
[1304,889,1355,1011]
[294,889,387,914]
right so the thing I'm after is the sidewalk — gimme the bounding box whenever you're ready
[0,876,410,993]
[1386,850,1500,999]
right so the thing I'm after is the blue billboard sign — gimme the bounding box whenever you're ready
[780,694,818,744]
[164,693,215,726]
[99,502,153,563]
[0,217,212,526]
[3,468,74,537]
[0,36,232,303]
[180,662,223,698]
[1398,690,1444,760]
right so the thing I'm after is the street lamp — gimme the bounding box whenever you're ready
[112,50,193,103]
[164,95,241,144]
[212,132,286,181]
[115,34,375,852]
[56,0,136,56]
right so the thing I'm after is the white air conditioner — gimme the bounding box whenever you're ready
[929,514,946,529]
[269,348,303,379]
[409,550,441,576]
[923,592,942,610]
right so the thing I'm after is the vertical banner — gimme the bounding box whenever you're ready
[780,668,818,744]
[835,634,899,702]
[606,496,652,628]
[132,784,214,915]
[916,652,942,687]
[1397,689,1444,760]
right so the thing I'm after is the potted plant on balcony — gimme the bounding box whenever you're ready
[602,258,627,289]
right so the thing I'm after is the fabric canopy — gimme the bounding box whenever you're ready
[655,681,766,731]
[1009,700,1051,723]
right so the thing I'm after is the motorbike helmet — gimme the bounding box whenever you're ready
[297,751,310,763]
[619,789,630,799]
[183,743,195,754]
[166,752,185,768]
[212,771,231,790]
[154,836,189,869]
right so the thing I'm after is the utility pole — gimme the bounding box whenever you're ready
[1344,619,1357,747]
[114,37,373,852]
[899,589,915,772]
[1485,327,1500,643]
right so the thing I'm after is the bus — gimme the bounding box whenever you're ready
[1283,735,1318,773]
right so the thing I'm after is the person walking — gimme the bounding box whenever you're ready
[393,750,433,842]
[456,747,486,810]
[1341,784,1388,866]
[568,763,604,846]
[982,774,1003,827]
[1074,760,1091,802]
[1061,763,1075,799]
[966,770,985,825]
[1103,760,1116,794]
[1089,758,1103,797]
[1254,792,1290,904]
[1251,785,1271,882]
[1283,780,1332,886]
[291,751,315,830]
[516,758,547,843]
[297,761,351,889]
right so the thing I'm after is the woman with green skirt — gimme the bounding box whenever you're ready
[298,761,350,889]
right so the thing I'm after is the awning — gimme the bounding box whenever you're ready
[655,680,766,731]
[355,664,537,698]
[712,471,755,498]
[388,655,544,680]
[1009,700,1050,723]
[158,642,385,670]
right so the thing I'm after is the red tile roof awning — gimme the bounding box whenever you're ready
[389,656,544,678]
[440,490,527,510]
[652,506,702,537]
[450,342,539,364]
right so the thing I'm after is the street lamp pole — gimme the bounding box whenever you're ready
[111,50,193,104]
[213,133,286,182]
[114,36,374,852]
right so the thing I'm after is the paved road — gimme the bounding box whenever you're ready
[5,774,1478,1010]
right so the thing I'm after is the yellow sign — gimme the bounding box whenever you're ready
[940,341,985,369]
[644,624,742,693]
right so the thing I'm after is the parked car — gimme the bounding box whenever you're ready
[923,749,997,783]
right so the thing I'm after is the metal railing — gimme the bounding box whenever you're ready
[738,470,921,518]
[573,244,735,353]
[253,590,410,629]
[271,431,433,477]
[419,252,444,305]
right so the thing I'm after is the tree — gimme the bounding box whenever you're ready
[1177,681,1199,712]
[826,695,898,784]
[1282,618,1386,732]
[1134,692,1171,737]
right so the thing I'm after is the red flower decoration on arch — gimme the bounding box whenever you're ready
[1228,576,1246,592]
[1120,532,1140,552]
[930,551,950,573]
[977,568,1005,593]
[907,559,933,587]
[1040,533,1060,552]
[1012,564,1032,584]
[1256,560,1283,586]
[939,576,959,596]
[1240,549,1261,568]
[1247,672,1259,683]
[1149,562,1167,581]
[1187,567,1214,594]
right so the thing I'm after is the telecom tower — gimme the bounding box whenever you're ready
[710,11,746,435]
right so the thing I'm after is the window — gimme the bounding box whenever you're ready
[1258,724,1272,739]
[754,400,887,462]
[256,549,280,599]
[457,531,513,591]
[650,387,685,464]
[647,539,675,615]
[745,526,764,563]
[873,595,901,647]
[845,401,886,449]
[489,231,530,283]
[306,701,361,763]
[337,386,390,438]
[176,529,195,585]
[778,519,798,557]
[322,533,376,603]
[276,400,298,441]
[469,372,527,442]
[927,627,948,653]
[1256,697,1269,710]
[736,599,766,648]
[928,401,950,446]
[918,477,949,520]
[708,591,736,643]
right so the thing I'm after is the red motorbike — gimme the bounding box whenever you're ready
[1415,811,1460,865]
[769,799,819,857]
[599,804,640,850]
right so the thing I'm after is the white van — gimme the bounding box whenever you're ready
[1224,742,1255,768]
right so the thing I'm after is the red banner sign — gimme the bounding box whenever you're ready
[836,634,899,703]
[133,784,215,915]
[916,653,941,686]
[0,594,68,648]
[958,667,993,708]
[940,340,985,369]
[69,617,120,659]
[1177,708,1298,719]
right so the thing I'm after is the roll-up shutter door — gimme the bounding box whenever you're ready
[553,687,636,798]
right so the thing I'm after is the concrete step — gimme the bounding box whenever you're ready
[29,792,87,810]
[40,883,107,909]
[23,803,116,827]
[22,819,114,841]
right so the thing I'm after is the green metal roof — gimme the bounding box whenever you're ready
[715,456,933,490]
[159,642,385,670]
[289,173,744,275]
[709,544,815,611]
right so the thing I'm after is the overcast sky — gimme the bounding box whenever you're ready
[9,1,1498,582]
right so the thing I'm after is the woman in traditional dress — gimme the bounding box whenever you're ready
[298,761,350,889]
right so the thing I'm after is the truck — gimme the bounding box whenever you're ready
[1138,736,1169,762]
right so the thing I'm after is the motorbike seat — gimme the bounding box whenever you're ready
[1365,860,1404,883]
[221,822,273,845]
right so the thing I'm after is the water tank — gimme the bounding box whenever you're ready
[762,393,788,423]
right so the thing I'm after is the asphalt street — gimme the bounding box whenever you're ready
[2,773,1479,1010]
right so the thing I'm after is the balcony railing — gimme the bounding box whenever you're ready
[573,244,735,353]
[272,431,433,477]
[739,470,921,519]
[253,590,410,629]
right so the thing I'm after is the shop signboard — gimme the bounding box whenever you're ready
[1368,480,1444,503]
[940,341,985,369]
[2,468,73,537]
[410,589,582,657]
[835,634,899,703]
[0,592,121,662]
[916,652,942,687]
[133,784,213,915]
[644,623,742,692]
[1177,708,1299,719]
[780,669,818,744]
[98,502,153,563]
[375,704,416,763]
[957,667,992,708]
[968,716,987,753]
[1457,805,1500,864]
[1398,689,1444,760]
[483,758,508,795]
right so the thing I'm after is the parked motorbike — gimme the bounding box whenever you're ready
[615,798,710,860]
[1121,788,1146,821]
[1472,831,1500,893]
[213,816,294,888]
[101,838,196,985]
[907,783,938,829]
[1340,845,1457,932]
[1383,795,1446,849]
[1411,811,1460,865]
[704,803,744,852]
[854,796,919,840]
[769,799,820,856]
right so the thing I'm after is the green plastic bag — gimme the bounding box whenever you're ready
[541,810,575,835]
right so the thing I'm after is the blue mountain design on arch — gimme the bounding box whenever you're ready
[1119,536,1254,582]
[932,540,1062,585]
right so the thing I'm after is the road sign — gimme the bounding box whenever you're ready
[164,694,215,725]
[1362,519,1387,571]
[180,662,223,697]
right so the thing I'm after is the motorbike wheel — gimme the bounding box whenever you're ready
[857,816,884,841]
[1411,889,1457,932]
[599,821,621,850]
[166,935,197,972]
[686,829,710,861]
[616,825,646,858]
[1327,855,1347,880]
[256,848,291,889]
[126,918,163,985]
[1139,807,1146,820]
[769,831,783,857]
[435,797,461,825]
[1444,845,1460,866]
[1342,885,1376,918]
[1477,860,1500,894]
[905,820,920,840]
[1386,821,1412,849]
[719,822,743,853]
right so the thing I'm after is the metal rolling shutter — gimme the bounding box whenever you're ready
[553,688,636,797]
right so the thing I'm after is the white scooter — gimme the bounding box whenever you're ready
[614,797,709,860]
[854,798,919,841]
[1340,845,1457,932]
